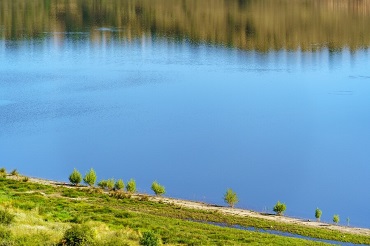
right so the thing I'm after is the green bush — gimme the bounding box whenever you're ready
[315,208,322,222]
[0,168,6,178]
[126,179,136,193]
[224,189,238,208]
[106,179,115,190]
[62,224,95,246]
[0,210,14,226]
[151,181,165,196]
[98,180,108,189]
[10,169,18,176]
[83,168,97,187]
[333,214,340,224]
[273,201,287,216]
[140,231,161,246]
[69,169,82,186]
[114,179,125,191]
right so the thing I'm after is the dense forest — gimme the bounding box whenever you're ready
[1,0,370,51]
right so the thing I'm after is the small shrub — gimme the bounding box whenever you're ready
[110,191,130,199]
[106,178,115,190]
[62,224,95,246]
[0,210,14,225]
[22,176,29,182]
[273,201,286,216]
[98,180,108,189]
[0,168,6,178]
[69,168,82,186]
[10,169,18,176]
[126,179,136,193]
[115,179,125,191]
[333,214,340,224]
[224,189,238,208]
[315,208,322,222]
[140,231,161,246]
[151,181,165,196]
[83,168,97,187]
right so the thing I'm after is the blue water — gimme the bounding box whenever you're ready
[1,35,370,228]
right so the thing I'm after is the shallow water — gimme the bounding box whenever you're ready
[202,221,366,246]
[1,0,370,228]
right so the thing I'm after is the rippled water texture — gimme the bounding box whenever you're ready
[1,0,370,228]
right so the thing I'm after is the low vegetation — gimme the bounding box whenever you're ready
[10,169,18,176]
[151,181,165,196]
[126,179,136,193]
[115,179,125,191]
[0,168,6,178]
[224,188,238,208]
[0,169,369,245]
[315,208,322,222]
[273,201,287,216]
[0,209,14,225]
[333,215,340,224]
[62,224,95,246]
[83,168,97,187]
[140,231,162,246]
[69,168,82,186]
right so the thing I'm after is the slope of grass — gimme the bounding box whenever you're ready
[0,177,368,245]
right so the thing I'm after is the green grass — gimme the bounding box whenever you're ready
[0,178,368,245]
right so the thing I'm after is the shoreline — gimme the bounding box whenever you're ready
[6,174,370,237]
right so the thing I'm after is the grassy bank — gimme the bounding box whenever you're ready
[0,176,369,245]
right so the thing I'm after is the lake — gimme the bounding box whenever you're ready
[1,0,370,228]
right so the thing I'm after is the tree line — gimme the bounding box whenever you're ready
[68,168,165,196]
[68,167,345,225]
[2,0,370,51]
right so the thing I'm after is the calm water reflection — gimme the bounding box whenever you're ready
[1,0,370,228]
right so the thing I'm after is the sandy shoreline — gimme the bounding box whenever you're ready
[7,175,370,237]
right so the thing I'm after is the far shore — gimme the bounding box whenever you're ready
[6,174,370,237]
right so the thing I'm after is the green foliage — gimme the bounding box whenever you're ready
[273,201,287,216]
[140,231,161,246]
[62,224,95,246]
[10,169,19,176]
[0,168,6,178]
[97,178,115,190]
[0,225,11,239]
[0,209,14,225]
[110,191,131,199]
[126,179,136,193]
[333,215,340,224]
[22,176,29,182]
[0,177,370,245]
[98,180,108,189]
[224,189,238,208]
[106,178,115,190]
[115,179,125,191]
[151,181,165,196]
[83,168,97,187]
[69,168,82,186]
[315,208,322,222]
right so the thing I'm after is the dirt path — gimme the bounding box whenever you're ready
[8,175,370,237]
